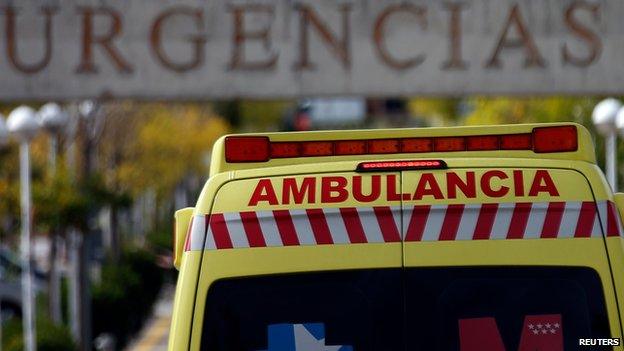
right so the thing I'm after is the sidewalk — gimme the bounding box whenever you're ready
[125,284,175,351]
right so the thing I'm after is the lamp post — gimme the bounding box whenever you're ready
[0,113,8,349]
[38,102,70,325]
[7,106,40,351]
[592,98,622,191]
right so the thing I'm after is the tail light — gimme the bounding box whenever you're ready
[358,160,446,171]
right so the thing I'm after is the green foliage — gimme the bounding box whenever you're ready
[2,316,76,351]
[91,248,164,348]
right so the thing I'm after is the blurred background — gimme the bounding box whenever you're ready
[0,0,623,350]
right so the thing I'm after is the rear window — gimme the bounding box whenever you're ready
[201,267,611,351]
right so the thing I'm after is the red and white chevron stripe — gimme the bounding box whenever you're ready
[184,201,623,251]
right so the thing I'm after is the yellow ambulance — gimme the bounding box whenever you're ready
[169,123,624,351]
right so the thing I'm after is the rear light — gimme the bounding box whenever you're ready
[466,135,499,151]
[358,160,447,171]
[224,126,578,162]
[501,133,532,150]
[224,136,270,162]
[533,126,578,153]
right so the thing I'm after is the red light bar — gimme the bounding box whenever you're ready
[358,160,447,172]
[302,141,333,156]
[435,137,465,151]
[369,139,400,154]
[271,142,300,158]
[224,126,578,162]
[466,135,499,151]
[401,138,433,153]
[533,126,578,153]
[501,133,532,150]
[335,140,366,155]
[224,136,270,162]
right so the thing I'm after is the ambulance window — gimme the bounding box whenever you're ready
[201,269,403,351]
[404,267,612,351]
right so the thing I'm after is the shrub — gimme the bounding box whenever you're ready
[91,248,164,348]
[2,316,76,351]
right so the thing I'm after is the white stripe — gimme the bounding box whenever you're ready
[558,202,581,238]
[204,226,217,250]
[190,215,206,250]
[421,205,447,241]
[323,208,350,244]
[402,206,414,240]
[455,204,480,241]
[257,211,283,247]
[356,207,384,243]
[490,203,514,239]
[290,209,316,245]
[590,212,601,237]
[524,202,548,239]
[615,202,624,236]
[597,201,609,237]
[223,212,249,248]
[391,206,401,239]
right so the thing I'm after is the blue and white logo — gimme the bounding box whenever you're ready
[258,323,353,351]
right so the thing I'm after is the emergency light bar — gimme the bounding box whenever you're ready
[224,125,578,163]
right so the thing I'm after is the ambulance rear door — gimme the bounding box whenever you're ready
[192,171,405,350]
[401,166,619,350]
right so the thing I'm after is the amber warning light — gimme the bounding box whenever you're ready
[224,125,578,163]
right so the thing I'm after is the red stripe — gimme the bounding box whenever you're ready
[210,213,233,249]
[507,203,531,239]
[405,205,431,242]
[473,204,498,240]
[541,202,565,238]
[439,204,464,241]
[306,209,333,244]
[339,208,367,243]
[607,202,621,237]
[239,212,267,247]
[273,210,300,246]
[574,202,596,238]
[373,206,401,242]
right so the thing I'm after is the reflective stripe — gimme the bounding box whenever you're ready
[186,201,620,251]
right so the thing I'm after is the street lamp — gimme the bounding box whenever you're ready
[39,102,69,171]
[0,113,7,348]
[592,98,622,191]
[7,105,40,351]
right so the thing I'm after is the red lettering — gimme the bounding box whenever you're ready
[386,174,401,201]
[529,170,559,196]
[321,176,349,203]
[563,1,601,67]
[282,177,315,204]
[248,179,278,206]
[353,175,381,202]
[413,173,444,200]
[481,170,509,197]
[513,170,525,196]
[447,172,476,198]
